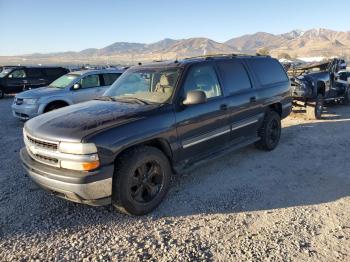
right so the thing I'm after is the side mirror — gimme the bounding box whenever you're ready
[72,83,81,90]
[8,74,13,79]
[183,90,207,106]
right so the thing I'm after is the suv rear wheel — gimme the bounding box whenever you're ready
[306,94,323,120]
[112,146,171,215]
[255,110,281,151]
[343,88,350,105]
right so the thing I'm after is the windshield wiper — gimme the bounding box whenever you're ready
[115,97,151,105]
[94,96,118,101]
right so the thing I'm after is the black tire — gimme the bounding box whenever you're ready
[112,146,171,216]
[343,88,350,105]
[44,102,66,113]
[255,110,281,151]
[0,88,4,99]
[306,94,323,120]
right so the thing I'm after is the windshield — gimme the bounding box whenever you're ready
[0,69,12,78]
[49,74,79,88]
[104,68,181,104]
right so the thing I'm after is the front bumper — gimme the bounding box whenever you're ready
[12,103,40,120]
[20,148,114,206]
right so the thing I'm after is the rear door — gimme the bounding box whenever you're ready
[4,69,27,93]
[71,73,102,103]
[245,57,290,117]
[174,62,231,163]
[215,59,263,141]
[25,68,47,89]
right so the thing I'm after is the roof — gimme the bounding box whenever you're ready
[132,53,271,69]
[68,69,125,75]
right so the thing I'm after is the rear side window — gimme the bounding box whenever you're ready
[249,58,288,86]
[43,68,66,77]
[216,60,251,94]
[26,68,44,78]
[102,73,121,86]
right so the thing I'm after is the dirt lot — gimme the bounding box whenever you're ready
[0,96,349,261]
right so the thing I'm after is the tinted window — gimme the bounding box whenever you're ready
[102,73,121,86]
[26,68,44,78]
[217,60,251,94]
[44,68,66,77]
[249,58,288,86]
[339,72,347,81]
[80,74,100,88]
[183,64,222,99]
[9,69,26,78]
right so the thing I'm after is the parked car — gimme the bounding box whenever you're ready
[289,58,349,119]
[20,54,292,215]
[12,69,124,120]
[0,66,69,98]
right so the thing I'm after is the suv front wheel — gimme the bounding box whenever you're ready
[112,146,171,215]
[306,94,323,120]
[255,110,281,151]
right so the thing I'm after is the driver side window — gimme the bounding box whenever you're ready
[9,69,26,79]
[183,64,222,99]
[80,74,100,89]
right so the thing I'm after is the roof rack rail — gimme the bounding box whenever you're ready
[184,53,256,60]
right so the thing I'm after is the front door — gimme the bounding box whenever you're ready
[5,69,27,93]
[71,74,102,103]
[174,63,230,164]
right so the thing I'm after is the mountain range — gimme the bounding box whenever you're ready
[1,28,350,65]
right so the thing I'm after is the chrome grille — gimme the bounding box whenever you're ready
[24,131,60,167]
[26,134,58,151]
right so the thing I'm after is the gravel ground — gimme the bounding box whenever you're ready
[0,96,349,261]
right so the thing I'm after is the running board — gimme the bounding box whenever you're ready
[176,136,261,173]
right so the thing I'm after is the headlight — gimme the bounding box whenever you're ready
[58,142,100,171]
[58,142,98,155]
[23,98,38,105]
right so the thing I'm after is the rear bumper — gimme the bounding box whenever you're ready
[11,103,39,120]
[20,148,114,206]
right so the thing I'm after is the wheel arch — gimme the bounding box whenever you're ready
[268,102,282,116]
[42,99,71,113]
[114,138,173,167]
[317,81,326,96]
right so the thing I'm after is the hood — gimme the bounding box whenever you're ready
[16,86,65,99]
[24,100,158,142]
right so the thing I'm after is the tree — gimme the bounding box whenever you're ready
[278,53,292,60]
[256,47,270,56]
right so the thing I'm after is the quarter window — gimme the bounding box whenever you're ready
[183,64,222,99]
[80,74,100,88]
[249,58,289,86]
[216,60,251,94]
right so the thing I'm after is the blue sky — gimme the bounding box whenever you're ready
[0,0,349,55]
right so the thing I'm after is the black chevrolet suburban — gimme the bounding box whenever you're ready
[20,55,292,215]
[0,66,69,98]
